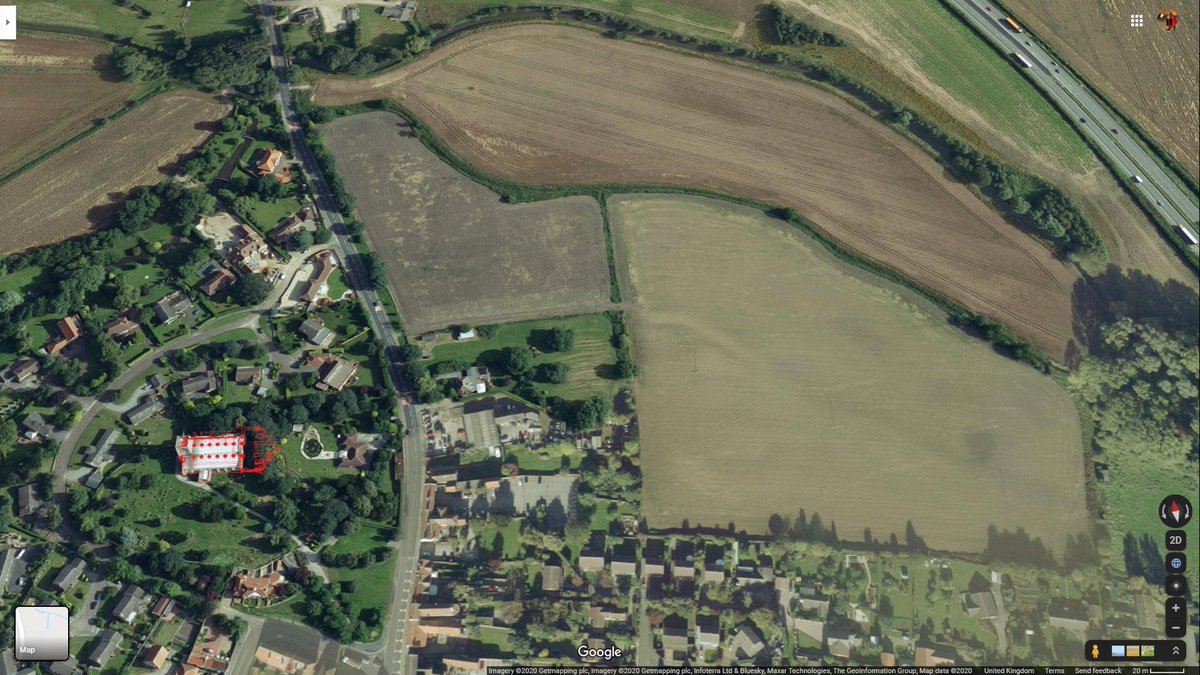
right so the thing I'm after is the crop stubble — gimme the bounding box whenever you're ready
[0,37,135,179]
[313,25,1079,359]
[613,194,1089,553]
[0,90,228,253]
[320,111,612,332]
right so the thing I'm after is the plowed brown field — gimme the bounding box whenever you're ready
[0,90,228,253]
[312,25,1080,360]
[1001,0,1198,179]
[0,37,135,179]
[616,194,1089,553]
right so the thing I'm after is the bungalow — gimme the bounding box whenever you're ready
[611,539,638,577]
[16,485,36,518]
[21,412,52,441]
[179,371,218,399]
[914,643,958,667]
[671,540,696,579]
[643,538,666,576]
[152,291,194,325]
[299,316,334,347]
[124,398,165,425]
[52,558,87,593]
[730,623,765,661]
[198,268,236,297]
[338,434,372,470]
[268,208,312,245]
[1048,597,1090,635]
[151,596,177,621]
[233,366,262,387]
[87,630,121,668]
[702,547,726,585]
[579,550,606,574]
[112,585,147,624]
[102,315,139,340]
[316,356,358,392]
[661,615,690,661]
[141,645,169,669]
[541,564,563,592]
[962,591,999,620]
[382,1,417,21]
[695,614,720,651]
[81,469,104,490]
[46,314,82,355]
[9,357,39,383]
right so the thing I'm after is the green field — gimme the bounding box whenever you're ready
[325,520,394,557]
[417,0,741,40]
[328,559,392,636]
[105,455,281,567]
[16,0,254,47]
[792,0,1093,174]
[426,314,620,401]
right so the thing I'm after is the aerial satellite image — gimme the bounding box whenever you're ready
[0,0,1196,673]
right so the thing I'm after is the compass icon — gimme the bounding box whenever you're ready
[1160,495,1192,527]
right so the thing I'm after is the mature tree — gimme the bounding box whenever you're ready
[0,419,17,453]
[396,343,422,363]
[537,362,569,384]
[274,496,299,532]
[313,228,333,245]
[111,280,138,312]
[114,188,160,234]
[571,395,610,430]
[292,230,314,250]
[0,290,20,313]
[0,494,12,531]
[547,327,575,352]
[111,45,169,82]
[503,346,534,378]
[174,349,202,370]
[232,274,271,305]
[361,253,387,289]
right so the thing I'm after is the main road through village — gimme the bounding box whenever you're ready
[256,5,427,673]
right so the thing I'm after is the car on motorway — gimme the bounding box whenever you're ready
[1111,128,1119,134]
[1079,117,1087,123]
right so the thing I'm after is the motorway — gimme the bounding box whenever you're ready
[257,5,427,673]
[950,0,1199,244]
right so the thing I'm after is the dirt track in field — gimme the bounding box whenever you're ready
[1001,0,1198,180]
[0,37,135,179]
[0,91,228,253]
[320,111,612,332]
[312,24,1080,360]
[616,194,1089,553]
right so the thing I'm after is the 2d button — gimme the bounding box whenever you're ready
[1165,529,1186,551]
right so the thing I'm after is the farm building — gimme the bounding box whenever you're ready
[9,357,39,383]
[382,1,418,21]
[456,366,490,396]
[176,433,246,482]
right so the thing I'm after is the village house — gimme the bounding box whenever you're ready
[87,630,121,668]
[661,615,690,663]
[252,147,288,181]
[141,645,170,669]
[962,591,999,620]
[915,643,958,667]
[643,538,666,577]
[702,546,726,584]
[315,355,358,392]
[611,539,638,577]
[46,314,82,355]
[16,485,36,518]
[112,585,147,624]
[300,250,335,304]
[541,564,563,592]
[21,412,52,441]
[179,371,218,400]
[299,316,334,347]
[695,614,721,652]
[233,366,263,387]
[52,558,86,593]
[151,596,177,621]
[233,558,288,602]
[268,208,313,245]
[730,623,765,661]
[229,224,274,275]
[338,434,372,470]
[185,619,232,673]
[82,428,120,468]
[1048,597,1090,636]
[124,398,164,425]
[102,314,139,340]
[255,621,321,674]
[382,0,417,21]
[199,268,236,297]
[456,366,490,396]
[671,540,696,579]
[152,291,194,325]
[292,7,318,23]
[9,357,39,383]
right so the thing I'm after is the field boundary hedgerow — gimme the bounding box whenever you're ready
[310,97,1052,372]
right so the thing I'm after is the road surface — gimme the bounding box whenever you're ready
[950,0,1199,244]
[257,6,426,673]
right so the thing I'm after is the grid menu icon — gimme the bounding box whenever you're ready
[1131,13,1145,27]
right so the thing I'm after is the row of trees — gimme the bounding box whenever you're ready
[769,4,845,47]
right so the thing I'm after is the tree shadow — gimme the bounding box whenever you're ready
[1071,264,1199,358]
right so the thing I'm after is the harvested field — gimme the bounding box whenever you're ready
[614,194,1089,553]
[312,25,1079,359]
[0,90,228,253]
[780,0,1193,284]
[1000,0,1198,179]
[320,111,612,332]
[0,37,135,179]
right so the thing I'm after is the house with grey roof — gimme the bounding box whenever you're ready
[87,630,121,667]
[299,316,334,347]
[112,585,147,624]
[152,291,193,325]
[124,398,164,425]
[52,558,87,593]
[16,485,36,518]
[731,623,765,661]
